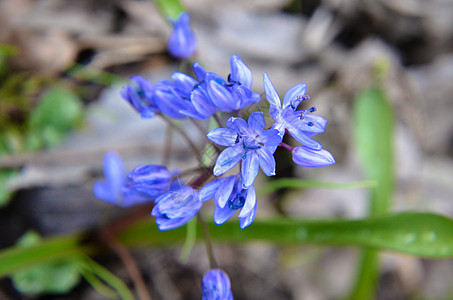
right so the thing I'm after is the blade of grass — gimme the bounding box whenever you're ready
[350,87,395,299]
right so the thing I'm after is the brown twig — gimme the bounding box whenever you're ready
[101,223,152,300]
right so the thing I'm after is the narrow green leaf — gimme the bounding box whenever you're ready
[353,87,394,216]
[118,213,453,259]
[79,257,134,300]
[0,233,92,277]
[153,0,185,19]
[350,249,379,300]
[79,267,118,299]
[261,178,376,195]
[351,87,395,299]
[2,213,453,280]
[179,217,197,262]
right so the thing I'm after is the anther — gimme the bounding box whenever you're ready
[307,121,314,127]
[308,106,317,113]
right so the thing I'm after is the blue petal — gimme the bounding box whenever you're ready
[215,175,236,209]
[207,128,239,146]
[93,181,116,204]
[226,116,250,135]
[299,114,327,137]
[256,147,276,176]
[241,150,259,188]
[130,75,154,99]
[292,145,336,167]
[230,54,253,89]
[241,90,261,108]
[155,216,193,231]
[167,12,197,59]
[171,72,197,92]
[157,187,200,219]
[193,62,207,81]
[239,202,256,229]
[238,184,256,218]
[127,165,170,185]
[154,87,187,119]
[191,86,217,119]
[282,82,307,109]
[202,269,233,300]
[287,124,323,150]
[213,205,236,225]
[199,178,222,202]
[208,80,235,112]
[103,151,125,186]
[247,111,265,135]
[259,129,282,147]
[263,72,282,108]
[213,145,244,176]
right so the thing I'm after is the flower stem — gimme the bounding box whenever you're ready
[213,114,223,127]
[197,213,218,269]
[159,114,203,162]
[279,142,294,152]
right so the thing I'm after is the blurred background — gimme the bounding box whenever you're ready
[1,0,453,299]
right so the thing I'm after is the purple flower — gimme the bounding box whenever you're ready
[167,12,197,59]
[207,55,260,112]
[127,165,172,197]
[199,175,256,229]
[151,186,201,230]
[120,76,158,119]
[263,72,327,150]
[93,152,152,207]
[207,111,282,188]
[292,145,336,167]
[202,269,234,300]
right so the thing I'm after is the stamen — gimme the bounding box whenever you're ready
[307,121,314,127]
[228,193,246,210]
[297,94,311,102]
[308,106,317,113]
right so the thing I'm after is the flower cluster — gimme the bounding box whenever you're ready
[96,50,335,229]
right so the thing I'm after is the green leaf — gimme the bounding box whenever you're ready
[351,87,395,298]
[2,213,453,280]
[79,257,134,300]
[153,0,185,19]
[28,87,84,148]
[118,213,453,259]
[261,178,377,195]
[179,217,197,262]
[353,87,394,216]
[10,231,81,295]
[0,232,92,277]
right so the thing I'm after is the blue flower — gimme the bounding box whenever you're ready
[178,71,220,120]
[127,165,172,197]
[93,152,152,207]
[207,111,282,188]
[120,76,158,119]
[292,145,336,167]
[263,72,327,150]
[200,175,257,229]
[207,55,260,112]
[167,12,197,59]
[151,186,201,230]
[201,269,234,300]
